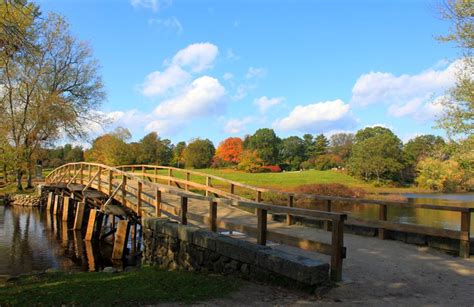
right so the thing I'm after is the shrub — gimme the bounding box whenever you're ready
[236,150,263,173]
[258,165,282,173]
[299,161,313,170]
[416,158,467,192]
[314,154,343,170]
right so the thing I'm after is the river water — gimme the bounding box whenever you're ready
[0,193,473,276]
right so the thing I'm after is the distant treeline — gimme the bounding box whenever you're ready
[41,126,473,192]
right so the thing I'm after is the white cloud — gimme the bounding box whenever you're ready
[223,72,234,80]
[273,99,355,132]
[172,42,218,73]
[246,66,266,79]
[141,65,190,97]
[153,76,226,118]
[351,59,462,120]
[130,0,172,12]
[254,96,284,114]
[148,17,183,34]
[145,119,180,135]
[223,117,254,134]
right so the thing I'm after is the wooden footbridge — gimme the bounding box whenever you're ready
[44,163,473,283]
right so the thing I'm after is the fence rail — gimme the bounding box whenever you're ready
[117,164,473,258]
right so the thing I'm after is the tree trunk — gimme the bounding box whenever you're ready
[26,168,33,189]
[16,169,23,191]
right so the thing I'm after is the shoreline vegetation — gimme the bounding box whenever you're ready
[0,267,241,305]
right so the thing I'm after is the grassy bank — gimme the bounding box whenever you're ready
[0,267,241,305]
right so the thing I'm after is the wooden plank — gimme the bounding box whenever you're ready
[155,189,162,217]
[324,200,332,231]
[53,195,61,216]
[46,192,53,212]
[112,220,130,259]
[460,211,471,258]
[205,176,211,197]
[73,202,86,230]
[287,195,294,225]
[257,208,267,245]
[85,210,103,241]
[330,219,344,282]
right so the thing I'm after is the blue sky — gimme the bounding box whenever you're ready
[39,0,460,146]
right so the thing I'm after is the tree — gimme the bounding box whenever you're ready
[330,133,354,162]
[354,126,393,143]
[236,150,264,173]
[403,135,445,165]
[314,134,329,156]
[302,133,315,159]
[348,128,404,182]
[84,128,133,166]
[215,137,243,165]
[183,139,215,169]
[416,158,466,192]
[279,136,305,170]
[136,132,172,165]
[172,141,186,168]
[436,0,473,137]
[64,146,84,163]
[245,128,280,165]
[0,11,105,189]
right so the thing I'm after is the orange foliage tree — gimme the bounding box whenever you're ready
[215,137,243,165]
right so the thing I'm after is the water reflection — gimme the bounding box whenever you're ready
[0,205,116,275]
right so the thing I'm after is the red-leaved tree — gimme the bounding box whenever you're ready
[215,137,243,165]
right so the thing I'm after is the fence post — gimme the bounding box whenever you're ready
[80,164,84,185]
[168,169,173,186]
[330,216,345,282]
[230,183,235,195]
[378,204,388,239]
[122,176,127,208]
[154,168,157,183]
[460,210,471,258]
[185,172,190,191]
[141,166,145,178]
[209,201,217,232]
[257,208,267,245]
[324,200,332,231]
[155,189,161,217]
[287,195,294,225]
[137,181,142,217]
[97,167,102,191]
[205,176,211,196]
[180,196,188,225]
[108,170,113,195]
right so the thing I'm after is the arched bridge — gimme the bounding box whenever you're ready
[44,163,473,286]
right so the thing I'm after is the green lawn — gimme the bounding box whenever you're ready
[0,267,241,306]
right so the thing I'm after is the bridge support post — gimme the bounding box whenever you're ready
[46,192,54,212]
[85,209,104,241]
[257,208,267,245]
[287,195,294,226]
[155,189,162,217]
[460,211,471,258]
[74,202,86,230]
[209,201,217,232]
[378,204,388,239]
[112,220,130,260]
[53,194,61,216]
[324,200,332,231]
[62,197,73,222]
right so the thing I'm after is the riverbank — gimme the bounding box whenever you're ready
[0,266,241,305]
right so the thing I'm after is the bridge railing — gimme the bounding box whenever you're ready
[46,162,347,281]
[117,164,473,258]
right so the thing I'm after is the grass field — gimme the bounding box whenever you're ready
[0,267,240,305]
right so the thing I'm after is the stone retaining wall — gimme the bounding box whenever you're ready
[9,194,41,207]
[142,218,330,289]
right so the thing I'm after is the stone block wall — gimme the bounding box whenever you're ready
[142,218,330,289]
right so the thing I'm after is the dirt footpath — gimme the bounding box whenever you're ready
[196,233,474,306]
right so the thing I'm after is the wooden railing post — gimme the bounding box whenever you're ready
[460,210,471,258]
[168,169,173,186]
[324,200,332,231]
[205,176,211,196]
[73,164,77,183]
[155,189,162,217]
[97,167,102,191]
[153,168,157,183]
[87,164,91,182]
[209,201,217,232]
[185,172,190,191]
[122,176,127,208]
[257,208,267,245]
[137,181,142,217]
[80,164,84,185]
[108,170,113,195]
[330,216,345,282]
[287,195,294,225]
[230,183,235,195]
[141,166,145,178]
[180,196,188,225]
[379,204,388,239]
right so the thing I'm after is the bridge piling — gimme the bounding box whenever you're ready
[73,202,86,230]
[62,197,73,222]
[112,220,130,260]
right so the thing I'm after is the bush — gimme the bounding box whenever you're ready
[299,161,313,170]
[236,150,263,173]
[258,165,282,173]
[314,154,342,170]
[293,183,366,198]
[416,158,467,192]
